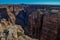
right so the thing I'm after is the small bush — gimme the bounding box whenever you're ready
[17,32,23,37]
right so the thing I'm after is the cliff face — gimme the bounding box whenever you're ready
[0,5,39,40]
[0,5,60,40]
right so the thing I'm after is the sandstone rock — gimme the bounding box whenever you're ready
[50,9,59,13]
[18,36,25,40]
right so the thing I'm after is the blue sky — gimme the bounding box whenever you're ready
[0,0,60,5]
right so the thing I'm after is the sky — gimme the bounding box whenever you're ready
[0,0,60,5]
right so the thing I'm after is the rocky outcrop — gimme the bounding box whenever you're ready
[0,18,38,40]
